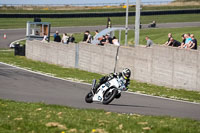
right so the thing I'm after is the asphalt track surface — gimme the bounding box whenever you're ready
[0,62,200,120]
[1,22,200,48]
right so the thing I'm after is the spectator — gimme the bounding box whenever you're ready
[99,35,106,46]
[54,31,61,42]
[164,33,172,46]
[35,31,39,36]
[41,33,48,42]
[184,33,192,48]
[145,36,154,47]
[170,38,181,47]
[105,34,113,44]
[68,34,75,43]
[94,30,99,39]
[54,31,58,40]
[86,31,93,43]
[83,31,89,42]
[112,36,120,46]
[189,34,197,50]
[148,20,156,28]
[179,34,186,48]
[62,33,69,44]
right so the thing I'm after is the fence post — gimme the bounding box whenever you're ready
[134,0,141,46]
[75,43,79,68]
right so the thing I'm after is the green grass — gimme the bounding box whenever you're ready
[0,50,200,103]
[1,14,200,29]
[1,99,200,133]
[116,26,200,45]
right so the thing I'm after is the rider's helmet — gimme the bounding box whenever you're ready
[122,68,131,79]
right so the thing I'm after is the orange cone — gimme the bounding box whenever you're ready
[3,33,7,39]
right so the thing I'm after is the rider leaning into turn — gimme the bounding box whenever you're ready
[94,68,131,92]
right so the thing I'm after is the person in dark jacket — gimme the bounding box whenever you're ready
[54,32,61,42]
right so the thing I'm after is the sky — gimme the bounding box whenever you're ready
[0,0,174,6]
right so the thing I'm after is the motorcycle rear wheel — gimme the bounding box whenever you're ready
[102,88,118,105]
[85,91,93,103]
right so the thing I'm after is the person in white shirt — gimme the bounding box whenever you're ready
[62,33,69,44]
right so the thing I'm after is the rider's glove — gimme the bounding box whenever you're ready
[109,73,117,78]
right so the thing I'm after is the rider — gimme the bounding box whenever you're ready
[93,68,131,93]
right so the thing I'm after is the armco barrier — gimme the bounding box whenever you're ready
[1,9,200,18]
[26,40,200,91]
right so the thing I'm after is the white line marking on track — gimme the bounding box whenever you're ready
[0,62,200,105]
[0,68,18,69]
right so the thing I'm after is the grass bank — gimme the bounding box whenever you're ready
[1,14,200,29]
[1,99,200,133]
[0,50,200,103]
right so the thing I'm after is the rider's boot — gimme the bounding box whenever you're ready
[93,83,101,93]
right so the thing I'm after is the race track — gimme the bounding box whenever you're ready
[0,62,200,120]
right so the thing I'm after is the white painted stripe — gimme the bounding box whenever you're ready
[0,61,200,105]
[0,68,18,69]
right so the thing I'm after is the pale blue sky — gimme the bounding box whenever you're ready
[0,0,173,6]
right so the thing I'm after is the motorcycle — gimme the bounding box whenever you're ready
[85,76,127,105]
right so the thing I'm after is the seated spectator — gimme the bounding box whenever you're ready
[145,36,154,47]
[164,33,172,46]
[184,33,192,48]
[68,34,75,43]
[179,34,186,48]
[54,31,58,40]
[54,31,61,42]
[62,33,69,44]
[188,34,197,50]
[105,34,113,44]
[86,31,93,43]
[170,38,181,47]
[148,21,156,28]
[98,35,106,46]
[83,31,89,42]
[112,36,120,46]
[35,31,39,36]
[94,30,99,39]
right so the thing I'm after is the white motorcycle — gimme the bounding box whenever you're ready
[85,77,127,105]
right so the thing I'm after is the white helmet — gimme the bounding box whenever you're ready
[122,68,131,79]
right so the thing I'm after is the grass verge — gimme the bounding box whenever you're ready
[0,50,200,103]
[1,14,200,29]
[1,99,200,133]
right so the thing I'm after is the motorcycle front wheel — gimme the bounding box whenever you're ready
[85,91,93,103]
[102,88,118,105]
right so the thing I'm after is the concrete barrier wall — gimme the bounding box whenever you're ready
[26,40,76,68]
[26,40,200,91]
